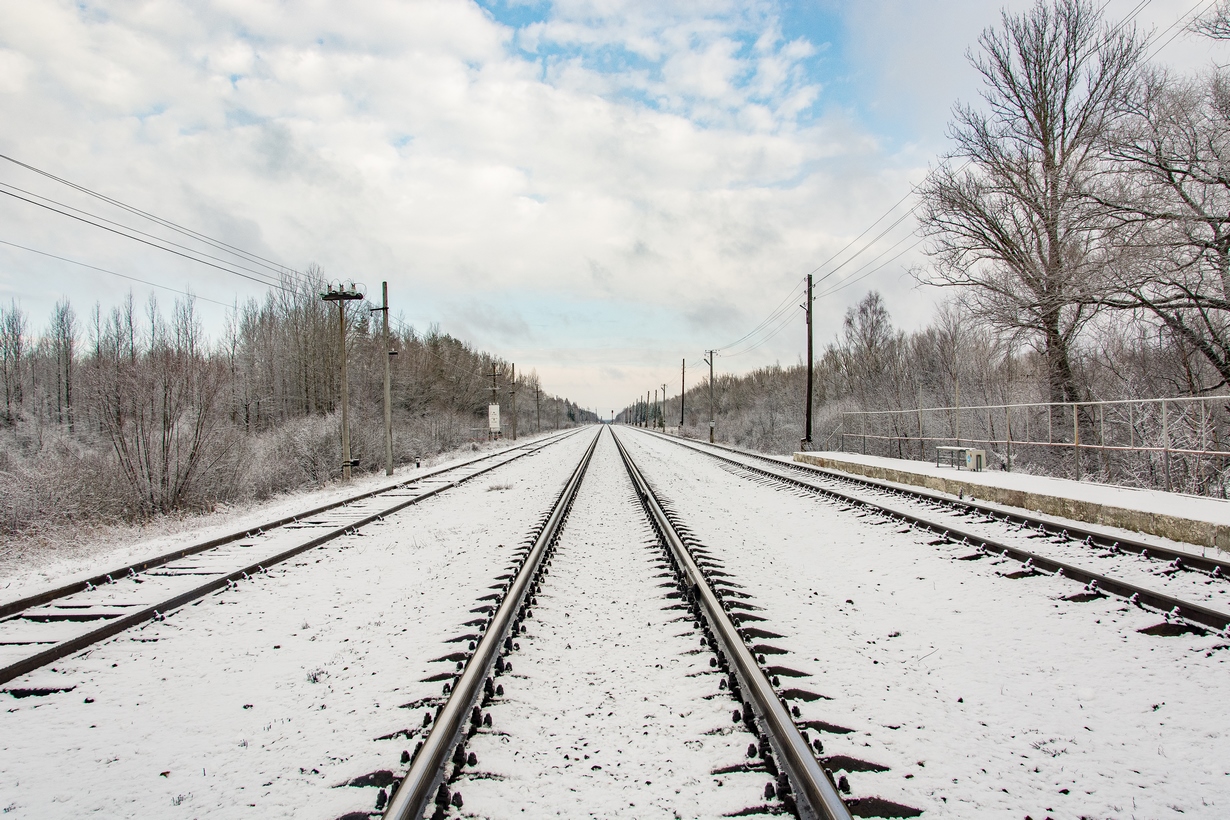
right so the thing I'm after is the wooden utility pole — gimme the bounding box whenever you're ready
[321,282,364,480]
[704,350,715,443]
[371,281,395,475]
[803,273,814,449]
[510,364,518,441]
[535,384,541,433]
[661,383,667,430]
[680,359,685,426]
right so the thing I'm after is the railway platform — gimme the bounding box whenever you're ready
[793,450,1230,553]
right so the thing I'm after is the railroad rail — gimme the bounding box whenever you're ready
[641,430,1230,634]
[382,427,602,819]
[382,426,867,820]
[611,427,853,820]
[0,430,580,686]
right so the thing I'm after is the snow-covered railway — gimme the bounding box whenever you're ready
[0,431,579,687]
[620,428,1230,817]
[381,427,871,820]
[644,431,1230,633]
[3,424,1229,818]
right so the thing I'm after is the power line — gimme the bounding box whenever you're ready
[714,277,806,351]
[0,152,307,286]
[0,185,295,293]
[0,181,291,290]
[0,238,237,309]
[1144,0,1217,59]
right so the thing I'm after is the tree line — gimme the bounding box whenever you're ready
[0,271,592,539]
[646,0,1230,496]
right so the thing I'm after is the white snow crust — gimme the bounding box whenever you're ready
[0,432,594,818]
[453,430,773,817]
[623,429,1230,818]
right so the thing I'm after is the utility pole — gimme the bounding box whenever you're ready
[488,364,500,440]
[661,383,667,430]
[704,350,716,443]
[510,363,518,441]
[680,359,685,426]
[369,281,396,475]
[321,281,364,481]
[535,383,541,433]
[803,273,814,450]
[646,390,650,428]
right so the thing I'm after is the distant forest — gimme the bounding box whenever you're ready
[0,271,592,539]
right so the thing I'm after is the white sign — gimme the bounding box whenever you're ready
[488,403,501,432]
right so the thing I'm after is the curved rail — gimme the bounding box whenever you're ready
[0,430,582,686]
[383,426,602,820]
[611,427,852,820]
[640,430,1230,633]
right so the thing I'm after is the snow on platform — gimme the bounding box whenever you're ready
[794,450,1230,552]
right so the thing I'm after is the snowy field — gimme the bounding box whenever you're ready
[2,423,1227,819]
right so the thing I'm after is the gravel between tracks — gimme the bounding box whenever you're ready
[451,430,772,818]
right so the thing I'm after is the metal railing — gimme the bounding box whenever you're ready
[833,394,1230,497]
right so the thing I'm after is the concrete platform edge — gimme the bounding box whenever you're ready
[793,452,1230,553]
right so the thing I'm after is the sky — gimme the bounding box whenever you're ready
[0,0,1224,414]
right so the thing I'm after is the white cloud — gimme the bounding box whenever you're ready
[9,0,1205,411]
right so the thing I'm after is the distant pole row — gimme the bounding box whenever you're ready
[622,271,815,451]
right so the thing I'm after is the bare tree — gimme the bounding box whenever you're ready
[49,298,76,430]
[1101,69,1230,388]
[1192,1,1230,40]
[915,0,1146,403]
[0,301,25,426]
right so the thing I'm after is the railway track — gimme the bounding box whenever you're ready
[0,430,580,687]
[641,430,1230,635]
[375,427,915,820]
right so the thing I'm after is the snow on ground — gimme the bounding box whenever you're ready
[672,437,1230,614]
[454,430,772,818]
[621,428,1230,819]
[0,430,596,819]
[0,431,571,607]
[796,449,1230,528]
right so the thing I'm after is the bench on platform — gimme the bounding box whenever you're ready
[935,445,985,471]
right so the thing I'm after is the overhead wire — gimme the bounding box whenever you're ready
[0,238,237,309]
[713,276,806,351]
[0,186,296,293]
[0,152,307,286]
[0,182,292,291]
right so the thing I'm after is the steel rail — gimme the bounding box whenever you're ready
[0,430,578,621]
[610,427,852,820]
[658,431,1230,576]
[383,427,602,820]
[639,430,1230,633]
[0,430,582,687]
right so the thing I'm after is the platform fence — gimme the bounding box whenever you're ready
[827,395,1230,498]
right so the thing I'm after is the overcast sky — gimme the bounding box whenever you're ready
[0,0,1223,413]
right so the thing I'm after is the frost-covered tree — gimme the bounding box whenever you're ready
[916,0,1146,403]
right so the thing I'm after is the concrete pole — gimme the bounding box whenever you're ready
[382,281,393,476]
[338,301,352,481]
